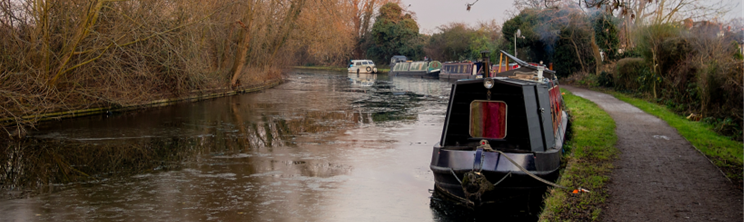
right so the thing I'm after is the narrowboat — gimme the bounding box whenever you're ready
[390,55,407,68]
[439,61,487,80]
[389,61,442,78]
[430,51,568,208]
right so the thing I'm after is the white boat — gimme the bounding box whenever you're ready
[348,59,378,74]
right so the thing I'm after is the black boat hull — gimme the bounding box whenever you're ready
[432,169,559,207]
[430,110,568,207]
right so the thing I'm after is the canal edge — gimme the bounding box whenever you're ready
[1,78,285,127]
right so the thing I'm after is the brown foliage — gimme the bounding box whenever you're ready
[0,0,320,135]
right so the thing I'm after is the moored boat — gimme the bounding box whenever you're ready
[439,61,488,80]
[348,59,378,74]
[430,51,568,208]
[389,61,442,78]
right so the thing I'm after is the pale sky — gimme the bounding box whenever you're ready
[401,0,516,34]
[402,0,743,34]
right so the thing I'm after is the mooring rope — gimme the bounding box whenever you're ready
[492,171,512,186]
[488,148,570,190]
[449,167,462,184]
[478,140,589,193]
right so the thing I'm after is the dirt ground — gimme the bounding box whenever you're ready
[563,86,742,222]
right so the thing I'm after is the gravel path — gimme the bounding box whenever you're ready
[563,86,742,222]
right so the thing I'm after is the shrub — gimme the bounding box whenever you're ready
[614,58,646,90]
[597,70,614,87]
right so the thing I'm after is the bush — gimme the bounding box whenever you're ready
[615,23,743,141]
[614,58,646,90]
[597,71,614,87]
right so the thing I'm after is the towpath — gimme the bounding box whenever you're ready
[562,86,742,222]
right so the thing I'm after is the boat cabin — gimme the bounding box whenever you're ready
[439,62,487,80]
[430,51,568,208]
[389,61,442,78]
[439,76,563,153]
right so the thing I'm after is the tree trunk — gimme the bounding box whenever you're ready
[569,30,585,72]
[229,1,256,87]
[266,0,308,66]
[590,34,602,74]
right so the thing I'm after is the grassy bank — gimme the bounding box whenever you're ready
[539,89,618,221]
[609,92,743,187]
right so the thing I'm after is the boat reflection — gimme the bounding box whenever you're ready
[348,73,377,87]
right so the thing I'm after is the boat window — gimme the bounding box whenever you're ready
[469,101,507,139]
[362,61,368,65]
[355,62,361,66]
[368,61,375,65]
[458,65,464,73]
[401,63,410,71]
[411,62,425,71]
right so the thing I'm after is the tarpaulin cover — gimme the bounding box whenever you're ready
[470,101,507,139]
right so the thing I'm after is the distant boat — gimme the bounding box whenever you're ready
[439,61,487,80]
[348,59,378,74]
[389,61,442,78]
[430,51,568,208]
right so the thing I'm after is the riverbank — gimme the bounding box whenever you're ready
[556,86,742,221]
[1,78,284,136]
[566,84,742,187]
[539,89,618,221]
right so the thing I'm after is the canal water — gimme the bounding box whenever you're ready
[0,70,540,221]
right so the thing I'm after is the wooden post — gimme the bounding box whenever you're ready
[506,57,509,71]
[498,53,503,73]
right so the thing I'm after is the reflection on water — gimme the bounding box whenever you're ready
[1,70,468,221]
[348,73,376,88]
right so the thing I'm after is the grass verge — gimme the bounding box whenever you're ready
[539,89,618,221]
[608,91,743,188]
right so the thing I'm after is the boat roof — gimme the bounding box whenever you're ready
[455,77,538,87]
[498,50,556,75]
[494,67,556,80]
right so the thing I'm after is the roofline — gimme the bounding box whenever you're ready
[499,50,556,75]
[455,77,538,87]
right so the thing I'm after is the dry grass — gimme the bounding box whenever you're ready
[0,0,324,136]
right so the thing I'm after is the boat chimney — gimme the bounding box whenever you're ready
[537,61,544,80]
[481,51,490,77]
